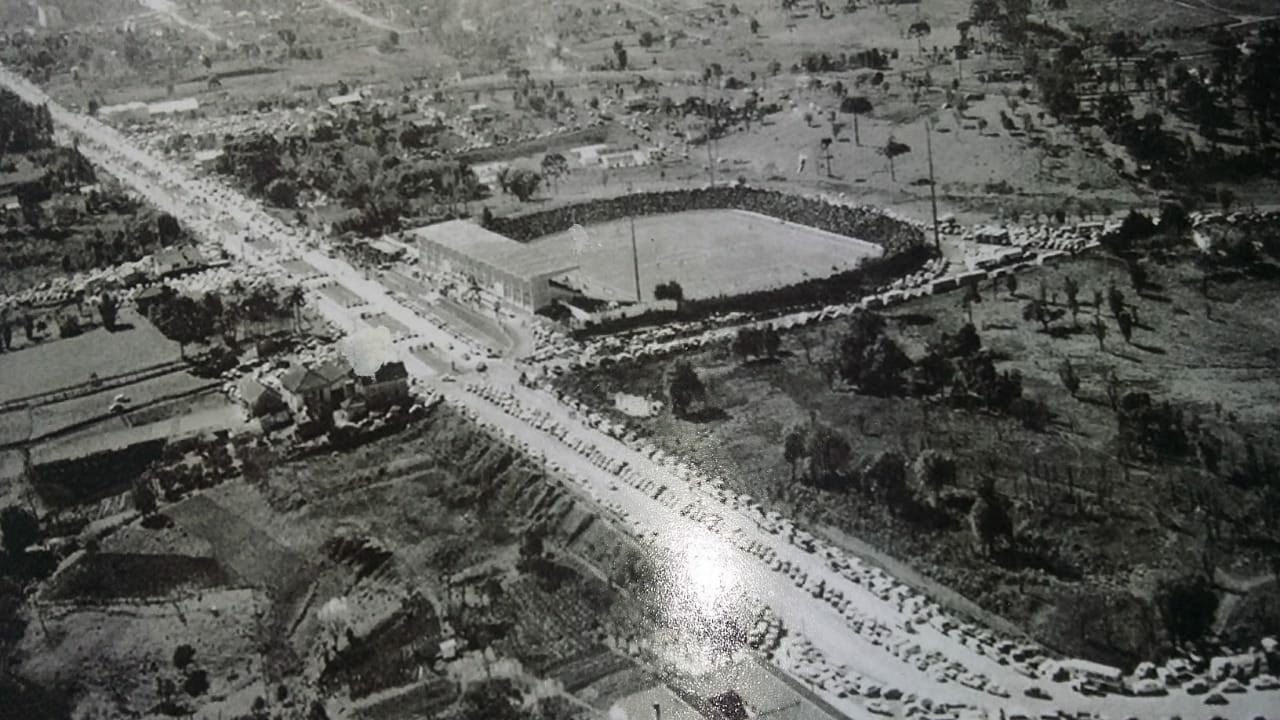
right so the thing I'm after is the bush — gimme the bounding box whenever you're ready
[1157,575,1219,646]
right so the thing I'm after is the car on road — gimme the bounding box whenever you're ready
[1024,686,1052,700]
[109,394,132,413]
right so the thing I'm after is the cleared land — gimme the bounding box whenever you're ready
[555,253,1280,666]
[537,209,883,302]
[0,309,182,404]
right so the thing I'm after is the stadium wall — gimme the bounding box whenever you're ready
[486,186,926,257]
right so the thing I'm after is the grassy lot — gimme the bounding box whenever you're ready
[537,209,883,302]
[0,308,182,404]
[555,251,1280,665]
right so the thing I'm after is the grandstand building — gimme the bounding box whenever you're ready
[410,220,578,311]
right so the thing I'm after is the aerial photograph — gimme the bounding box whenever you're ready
[1,0,1278,718]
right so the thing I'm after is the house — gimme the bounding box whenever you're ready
[238,377,292,430]
[0,195,20,222]
[238,377,286,417]
[148,97,200,117]
[279,360,354,419]
[153,246,208,277]
[327,92,364,108]
[356,360,410,410]
[98,101,151,124]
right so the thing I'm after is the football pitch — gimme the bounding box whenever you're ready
[532,209,883,302]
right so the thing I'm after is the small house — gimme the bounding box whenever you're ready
[279,360,354,419]
[327,92,364,108]
[153,246,208,277]
[357,360,410,410]
[0,195,20,222]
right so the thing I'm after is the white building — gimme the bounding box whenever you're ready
[411,220,578,311]
[148,97,200,117]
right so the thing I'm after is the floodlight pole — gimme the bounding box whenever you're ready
[630,213,642,302]
[925,117,941,252]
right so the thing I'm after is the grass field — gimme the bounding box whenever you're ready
[0,309,182,404]
[535,210,883,302]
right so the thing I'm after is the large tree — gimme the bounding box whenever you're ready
[667,361,706,417]
[1,505,40,554]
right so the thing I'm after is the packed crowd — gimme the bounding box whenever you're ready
[488,186,927,257]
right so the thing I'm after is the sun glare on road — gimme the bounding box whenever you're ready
[676,538,740,612]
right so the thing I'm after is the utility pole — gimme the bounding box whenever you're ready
[630,212,642,302]
[703,77,716,187]
[925,117,941,252]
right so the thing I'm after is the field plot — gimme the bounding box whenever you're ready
[535,210,883,302]
[318,282,365,307]
[0,309,181,404]
[365,313,411,337]
[282,259,322,278]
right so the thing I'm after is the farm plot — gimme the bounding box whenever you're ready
[318,282,365,308]
[365,313,412,337]
[534,210,883,302]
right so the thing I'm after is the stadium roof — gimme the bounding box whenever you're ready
[409,220,578,281]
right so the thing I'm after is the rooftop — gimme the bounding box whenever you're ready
[409,220,579,281]
[149,97,199,115]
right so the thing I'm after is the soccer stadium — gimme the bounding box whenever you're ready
[416,187,927,311]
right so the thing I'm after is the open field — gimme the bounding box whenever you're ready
[554,251,1280,665]
[539,209,883,302]
[0,309,181,404]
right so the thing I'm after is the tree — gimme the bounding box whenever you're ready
[157,212,182,243]
[173,644,196,670]
[507,169,542,201]
[1022,299,1050,332]
[1093,313,1108,350]
[286,285,306,333]
[1006,273,1018,298]
[668,361,706,417]
[458,680,524,720]
[132,477,157,517]
[839,96,873,146]
[784,426,807,481]
[1063,276,1080,325]
[153,295,214,357]
[519,524,545,566]
[1,505,39,554]
[99,293,120,331]
[963,282,982,322]
[1107,281,1125,319]
[806,424,851,485]
[1058,358,1080,397]
[654,281,684,303]
[863,451,910,508]
[882,136,910,181]
[1157,575,1219,645]
[949,322,982,358]
[265,177,299,208]
[540,152,570,192]
[612,40,628,70]
[749,17,760,34]
[969,477,1013,556]
[1217,187,1236,214]
[1103,367,1121,410]
[908,21,932,54]
[1116,308,1134,344]
[913,450,956,507]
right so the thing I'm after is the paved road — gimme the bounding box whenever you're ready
[3,62,1277,720]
